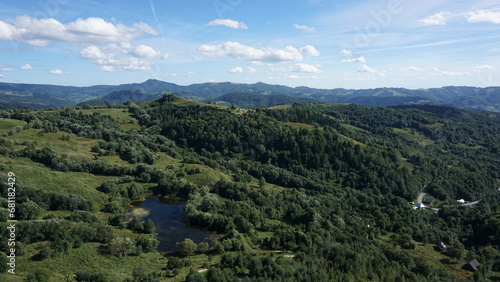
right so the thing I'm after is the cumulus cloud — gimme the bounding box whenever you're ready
[79,45,109,59]
[94,57,153,71]
[419,12,450,26]
[207,19,248,29]
[467,10,500,24]
[293,63,320,73]
[356,64,377,73]
[271,63,321,73]
[399,66,424,71]
[132,44,160,58]
[300,45,320,57]
[48,69,64,75]
[198,41,319,63]
[293,24,315,33]
[248,67,257,73]
[0,74,4,78]
[79,44,162,71]
[0,16,157,46]
[341,57,366,63]
[228,66,244,73]
[1,67,14,72]
[21,64,34,70]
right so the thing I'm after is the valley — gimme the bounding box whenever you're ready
[0,94,498,280]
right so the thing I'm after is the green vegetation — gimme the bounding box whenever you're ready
[2,79,500,111]
[0,95,498,281]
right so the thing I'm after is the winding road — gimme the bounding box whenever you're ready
[417,192,426,204]
[416,190,481,211]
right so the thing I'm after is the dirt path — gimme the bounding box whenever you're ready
[417,192,426,204]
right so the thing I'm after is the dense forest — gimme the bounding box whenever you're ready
[0,94,498,281]
[1,80,499,111]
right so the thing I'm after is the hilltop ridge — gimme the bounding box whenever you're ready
[0,79,499,111]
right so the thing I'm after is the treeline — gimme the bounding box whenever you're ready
[0,96,499,280]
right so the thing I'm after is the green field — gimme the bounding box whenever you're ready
[392,127,435,146]
[0,118,26,132]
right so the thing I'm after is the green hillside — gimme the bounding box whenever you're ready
[1,80,499,111]
[0,95,498,281]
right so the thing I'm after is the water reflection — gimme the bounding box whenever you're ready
[133,197,212,252]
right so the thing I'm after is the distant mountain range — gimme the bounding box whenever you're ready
[0,79,499,111]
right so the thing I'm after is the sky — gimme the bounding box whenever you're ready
[0,0,499,89]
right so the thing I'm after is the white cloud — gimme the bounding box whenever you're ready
[467,10,500,24]
[399,66,424,71]
[473,64,495,70]
[1,67,14,72]
[0,16,157,46]
[341,57,366,63]
[228,66,243,73]
[182,72,197,77]
[207,19,248,29]
[0,74,4,78]
[286,74,301,79]
[419,12,450,26]
[198,41,317,62]
[132,44,160,58]
[293,24,315,33]
[293,63,320,73]
[93,57,153,71]
[96,66,115,72]
[21,64,33,70]
[79,45,109,59]
[48,69,64,75]
[439,71,465,76]
[161,53,170,60]
[429,67,466,76]
[356,64,377,73]
[341,49,353,56]
[300,45,320,57]
[248,67,257,73]
[80,44,161,71]
[132,22,159,35]
[271,63,321,73]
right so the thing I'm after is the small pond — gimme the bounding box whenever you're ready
[130,196,212,252]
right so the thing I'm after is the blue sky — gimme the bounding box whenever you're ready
[0,0,499,89]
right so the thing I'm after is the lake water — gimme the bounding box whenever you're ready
[131,196,212,252]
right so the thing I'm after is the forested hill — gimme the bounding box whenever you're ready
[1,79,499,111]
[0,94,499,280]
[213,92,316,108]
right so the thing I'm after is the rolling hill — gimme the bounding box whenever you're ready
[0,79,499,111]
[0,95,499,280]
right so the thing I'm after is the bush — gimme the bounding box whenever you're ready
[0,252,8,273]
[176,238,197,257]
[98,179,117,193]
[66,211,99,223]
[75,270,109,282]
[143,218,155,234]
[135,234,159,253]
[127,216,143,233]
[108,237,137,257]
[108,213,126,227]
[36,247,53,260]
